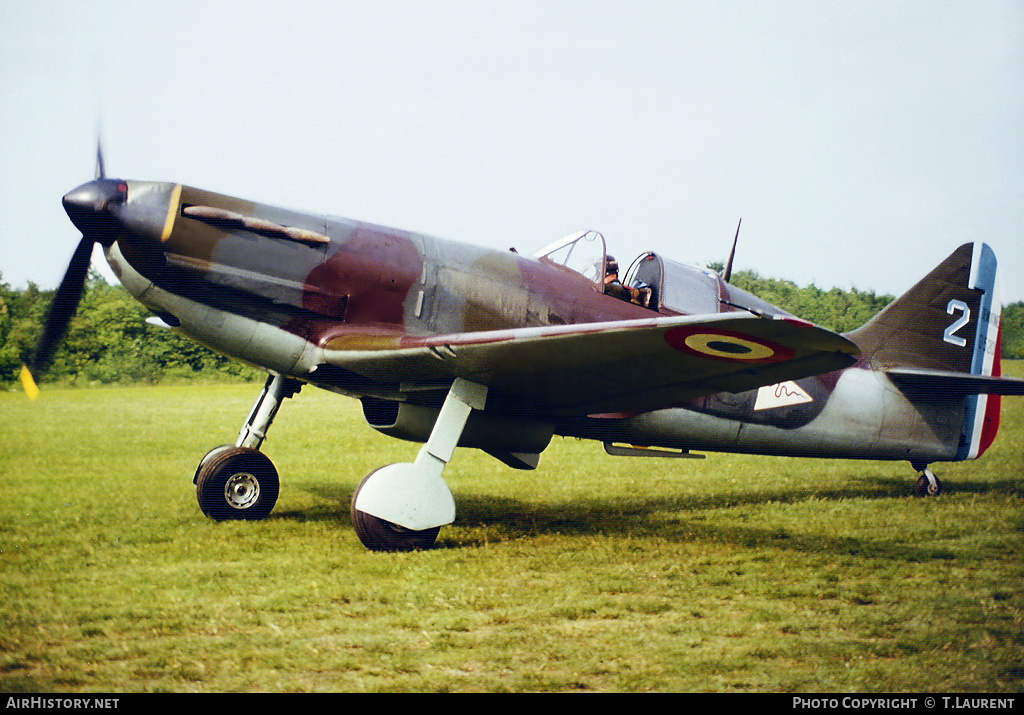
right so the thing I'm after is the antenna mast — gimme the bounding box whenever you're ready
[722,219,741,283]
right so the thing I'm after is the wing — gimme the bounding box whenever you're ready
[318,312,859,416]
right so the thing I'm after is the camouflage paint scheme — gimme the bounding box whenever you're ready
[58,176,1024,546]
[87,179,1019,461]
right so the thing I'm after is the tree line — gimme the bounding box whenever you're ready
[727,268,1024,359]
[1,271,261,387]
[1,268,1022,389]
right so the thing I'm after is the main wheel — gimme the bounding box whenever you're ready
[193,444,235,484]
[196,447,279,521]
[350,468,441,551]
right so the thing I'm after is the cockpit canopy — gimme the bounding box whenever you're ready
[532,230,608,284]
[534,230,724,316]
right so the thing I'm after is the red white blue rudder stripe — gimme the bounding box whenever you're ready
[958,242,1002,460]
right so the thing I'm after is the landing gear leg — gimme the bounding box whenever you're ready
[351,378,488,551]
[236,373,303,450]
[912,462,943,497]
[195,374,302,521]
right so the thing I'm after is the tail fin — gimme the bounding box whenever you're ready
[848,242,1017,460]
[847,242,1000,373]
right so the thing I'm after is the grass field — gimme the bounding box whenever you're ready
[1,365,1022,693]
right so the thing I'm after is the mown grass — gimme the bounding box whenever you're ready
[1,365,1022,692]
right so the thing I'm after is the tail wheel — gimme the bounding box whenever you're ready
[350,468,441,551]
[915,468,943,497]
[196,447,279,521]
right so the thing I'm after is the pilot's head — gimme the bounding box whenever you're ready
[606,256,619,277]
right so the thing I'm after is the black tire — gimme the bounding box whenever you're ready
[350,468,441,551]
[915,471,943,497]
[196,447,279,521]
[193,444,235,484]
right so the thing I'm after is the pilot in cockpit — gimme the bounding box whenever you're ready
[603,256,631,301]
[604,256,652,308]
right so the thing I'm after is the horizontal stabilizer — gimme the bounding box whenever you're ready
[887,367,1024,397]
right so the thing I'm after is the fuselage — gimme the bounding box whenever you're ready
[92,179,980,466]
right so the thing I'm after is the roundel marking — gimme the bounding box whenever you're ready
[684,333,776,360]
[664,326,796,363]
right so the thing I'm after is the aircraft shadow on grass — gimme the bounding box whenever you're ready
[276,474,1020,562]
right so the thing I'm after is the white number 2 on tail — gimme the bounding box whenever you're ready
[943,299,970,347]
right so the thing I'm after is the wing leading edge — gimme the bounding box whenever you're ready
[318,312,859,417]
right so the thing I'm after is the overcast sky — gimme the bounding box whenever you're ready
[2,0,1022,304]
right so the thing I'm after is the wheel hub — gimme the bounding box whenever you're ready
[224,472,260,509]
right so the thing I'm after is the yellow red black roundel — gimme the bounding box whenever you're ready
[664,326,795,363]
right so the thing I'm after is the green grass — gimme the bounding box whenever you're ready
[1,365,1022,692]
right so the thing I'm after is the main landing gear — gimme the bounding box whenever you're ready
[194,374,301,521]
[912,462,943,497]
[194,374,488,552]
[351,378,488,551]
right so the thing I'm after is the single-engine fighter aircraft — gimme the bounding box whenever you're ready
[24,156,1024,550]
